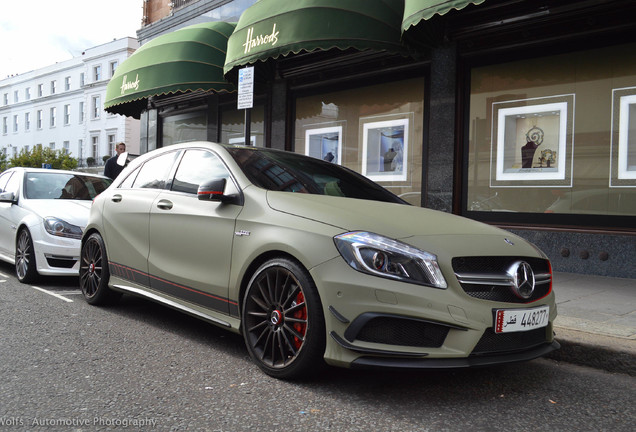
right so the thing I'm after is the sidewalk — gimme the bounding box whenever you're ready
[547,272,636,376]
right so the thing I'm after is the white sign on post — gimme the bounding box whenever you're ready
[237,66,254,110]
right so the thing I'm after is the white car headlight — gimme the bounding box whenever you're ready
[44,217,83,240]
[334,231,447,289]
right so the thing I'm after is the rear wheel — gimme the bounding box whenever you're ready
[80,232,120,305]
[242,258,326,380]
[15,228,38,283]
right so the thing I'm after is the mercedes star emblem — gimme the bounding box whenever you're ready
[507,261,535,299]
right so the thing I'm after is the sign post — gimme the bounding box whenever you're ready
[237,66,254,145]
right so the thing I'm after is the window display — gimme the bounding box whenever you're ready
[491,96,573,186]
[305,125,342,164]
[468,43,636,216]
[361,116,410,182]
[611,87,636,186]
[295,79,424,205]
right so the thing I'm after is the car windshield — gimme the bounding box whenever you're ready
[226,147,406,204]
[25,172,112,200]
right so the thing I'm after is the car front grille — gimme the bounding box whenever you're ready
[452,256,552,304]
[470,327,548,356]
[351,316,450,348]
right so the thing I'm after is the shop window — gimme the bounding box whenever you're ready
[220,105,265,146]
[467,43,636,218]
[162,111,207,147]
[294,78,425,206]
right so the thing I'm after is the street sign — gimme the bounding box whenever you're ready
[237,66,254,109]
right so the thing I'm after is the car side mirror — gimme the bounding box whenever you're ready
[197,178,227,202]
[0,191,16,203]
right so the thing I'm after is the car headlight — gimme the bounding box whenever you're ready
[333,231,447,289]
[44,217,83,240]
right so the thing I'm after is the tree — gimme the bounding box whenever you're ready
[9,145,78,171]
[0,150,8,172]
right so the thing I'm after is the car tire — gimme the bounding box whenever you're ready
[242,257,326,380]
[15,228,38,284]
[79,232,120,305]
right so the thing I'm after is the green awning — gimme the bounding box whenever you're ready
[224,0,409,76]
[402,0,486,31]
[105,21,236,119]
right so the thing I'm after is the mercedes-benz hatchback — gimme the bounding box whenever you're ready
[80,142,558,379]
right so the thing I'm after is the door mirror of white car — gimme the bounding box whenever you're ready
[0,191,16,203]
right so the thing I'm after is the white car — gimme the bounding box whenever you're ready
[0,167,112,283]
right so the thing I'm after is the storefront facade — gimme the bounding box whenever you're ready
[107,0,636,278]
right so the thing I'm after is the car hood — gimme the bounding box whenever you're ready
[266,192,541,258]
[267,192,506,238]
[22,200,92,227]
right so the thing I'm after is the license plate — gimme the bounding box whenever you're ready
[494,305,550,333]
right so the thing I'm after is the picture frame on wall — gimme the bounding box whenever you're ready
[361,118,409,182]
[305,126,342,164]
[490,94,575,187]
[610,87,636,187]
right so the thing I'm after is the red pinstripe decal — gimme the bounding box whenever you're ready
[109,261,238,307]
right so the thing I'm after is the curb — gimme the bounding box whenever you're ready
[547,327,636,376]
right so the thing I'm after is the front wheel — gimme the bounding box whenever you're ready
[242,258,326,380]
[79,233,120,305]
[16,228,38,283]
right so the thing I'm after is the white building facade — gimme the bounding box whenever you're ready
[1,37,140,166]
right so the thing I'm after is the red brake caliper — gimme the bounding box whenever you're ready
[292,292,307,349]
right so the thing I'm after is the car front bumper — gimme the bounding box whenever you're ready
[33,234,80,276]
[311,256,558,369]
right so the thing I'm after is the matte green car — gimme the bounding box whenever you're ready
[80,142,559,379]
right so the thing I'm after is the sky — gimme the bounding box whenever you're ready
[1,0,143,78]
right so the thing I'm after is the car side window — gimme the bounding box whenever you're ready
[3,171,21,196]
[132,151,178,190]
[172,149,236,195]
[118,166,139,189]
[0,171,13,192]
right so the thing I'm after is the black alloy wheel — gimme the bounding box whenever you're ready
[79,232,119,305]
[15,228,38,283]
[242,258,326,379]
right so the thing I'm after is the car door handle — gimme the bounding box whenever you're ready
[111,194,122,203]
[156,199,173,210]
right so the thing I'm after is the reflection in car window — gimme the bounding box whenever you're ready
[227,147,405,204]
[24,172,111,200]
[172,149,232,195]
[118,166,139,189]
[132,151,178,189]
[3,171,20,196]
[0,171,14,192]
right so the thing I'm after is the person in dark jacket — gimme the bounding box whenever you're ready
[104,142,126,180]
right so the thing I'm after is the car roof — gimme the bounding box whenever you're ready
[6,167,109,178]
